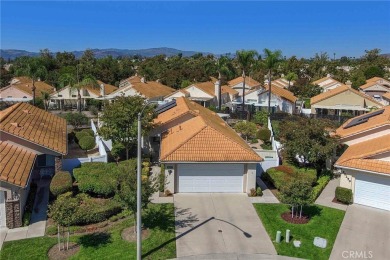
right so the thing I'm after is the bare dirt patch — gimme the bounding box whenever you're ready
[281,212,310,224]
[121,227,150,242]
[48,242,80,260]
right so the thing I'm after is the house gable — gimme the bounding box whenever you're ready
[0,85,32,99]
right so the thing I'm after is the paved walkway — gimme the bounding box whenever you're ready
[249,178,280,204]
[3,178,50,244]
[175,193,277,258]
[150,166,173,204]
[330,204,390,260]
[315,177,348,211]
[172,253,302,259]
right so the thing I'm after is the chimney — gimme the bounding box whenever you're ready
[215,80,221,104]
[37,78,41,82]
[345,80,352,88]
[326,73,331,78]
[281,73,285,78]
[141,77,146,83]
[100,83,105,96]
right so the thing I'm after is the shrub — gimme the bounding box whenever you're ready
[257,128,271,142]
[75,131,90,142]
[73,162,117,197]
[256,187,263,196]
[250,138,258,144]
[264,165,316,190]
[164,189,173,196]
[79,135,96,152]
[274,165,295,174]
[252,110,268,126]
[335,187,353,204]
[261,141,272,150]
[64,112,88,130]
[249,188,257,197]
[50,171,73,197]
[310,175,331,202]
[159,172,165,192]
[89,105,99,116]
[81,129,95,137]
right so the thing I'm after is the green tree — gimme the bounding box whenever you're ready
[234,121,257,141]
[15,57,48,105]
[285,72,298,88]
[98,96,156,159]
[215,55,233,110]
[111,142,126,164]
[251,110,268,127]
[263,49,283,114]
[280,177,313,219]
[364,66,385,79]
[41,91,50,111]
[63,112,88,130]
[279,117,338,169]
[236,50,257,113]
[79,136,95,153]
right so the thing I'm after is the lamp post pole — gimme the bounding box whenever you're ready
[137,112,142,260]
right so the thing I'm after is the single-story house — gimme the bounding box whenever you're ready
[359,77,390,105]
[164,80,238,107]
[0,77,55,103]
[312,75,343,92]
[335,134,390,211]
[153,97,262,193]
[0,103,67,228]
[310,85,383,116]
[49,80,118,110]
[104,76,175,102]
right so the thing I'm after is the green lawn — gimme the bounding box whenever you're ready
[1,204,176,260]
[254,204,345,260]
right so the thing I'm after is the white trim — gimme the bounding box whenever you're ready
[335,165,390,177]
[161,161,262,164]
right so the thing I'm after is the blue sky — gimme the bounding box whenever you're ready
[1,1,390,58]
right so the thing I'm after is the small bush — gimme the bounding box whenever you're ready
[261,141,272,150]
[257,128,271,142]
[81,129,95,137]
[249,188,257,197]
[250,138,258,144]
[164,189,173,196]
[159,172,165,192]
[256,187,263,196]
[75,131,90,142]
[50,171,73,197]
[264,165,316,190]
[310,175,331,202]
[22,211,31,227]
[89,105,99,116]
[252,110,268,126]
[335,187,353,204]
[79,135,96,152]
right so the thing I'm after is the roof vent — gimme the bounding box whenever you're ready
[10,122,21,127]
[23,109,31,114]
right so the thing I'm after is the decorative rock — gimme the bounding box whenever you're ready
[293,240,301,248]
[313,237,327,248]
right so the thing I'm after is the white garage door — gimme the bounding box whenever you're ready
[0,191,6,227]
[355,173,390,211]
[178,164,244,193]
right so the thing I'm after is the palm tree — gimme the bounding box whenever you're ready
[236,50,257,113]
[41,91,50,111]
[263,49,283,114]
[215,55,233,111]
[15,58,47,106]
[59,71,98,113]
[285,72,298,88]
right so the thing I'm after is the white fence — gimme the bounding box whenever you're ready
[255,149,279,176]
[62,120,108,172]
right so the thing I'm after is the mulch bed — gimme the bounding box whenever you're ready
[121,227,150,242]
[332,197,349,205]
[281,212,310,224]
[48,242,80,260]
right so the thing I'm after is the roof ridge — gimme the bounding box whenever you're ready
[0,103,22,123]
[160,117,208,161]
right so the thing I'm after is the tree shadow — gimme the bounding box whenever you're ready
[77,232,112,248]
[143,204,175,232]
[304,205,323,218]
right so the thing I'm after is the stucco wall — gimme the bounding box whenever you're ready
[340,172,355,192]
[164,164,175,193]
[186,86,213,99]
[0,86,32,99]
[313,89,380,108]
[246,163,257,193]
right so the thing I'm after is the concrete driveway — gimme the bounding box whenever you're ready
[330,204,390,260]
[174,193,276,258]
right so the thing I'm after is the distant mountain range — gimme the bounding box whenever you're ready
[0,47,213,60]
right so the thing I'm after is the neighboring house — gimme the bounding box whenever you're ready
[272,78,292,89]
[0,103,67,228]
[358,77,390,105]
[49,80,118,110]
[335,115,390,211]
[165,80,238,107]
[232,82,297,114]
[382,93,390,105]
[225,76,261,96]
[310,85,383,116]
[0,77,55,102]
[153,97,262,193]
[312,75,343,92]
[105,76,175,102]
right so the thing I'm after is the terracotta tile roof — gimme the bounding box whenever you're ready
[154,97,196,126]
[164,89,190,99]
[335,135,390,175]
[335,106,390,138]
[132,80,175,99]
[0,141,37,187]
[221,85,238,95]
[359,77,390,90]
[366,77,384,83]
[0,103,67,154]
[11,76,55,96]
[187,81,238,97]
[382,93,390,100]
[87,80,118,96]
[159,97,262,162]
[312,76,341,85]
[310,85,383,106]
[262,84,297,103]
[228,76,261,88]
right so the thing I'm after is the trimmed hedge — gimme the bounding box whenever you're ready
[50,171,73,197]
[257,128,271,142]
[336,186,353,204]
[263,165,317,190]
[75,131,90,142]
[79,135,96,151]
[73,162,117,197]
[81,129,95,137]
[310,175,331,202]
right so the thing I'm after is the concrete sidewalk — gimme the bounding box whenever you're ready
[172,253,302,259]
[249,178,280,204]
[150,166,174,204]
[315,177,348,211]
[3,178,50,243]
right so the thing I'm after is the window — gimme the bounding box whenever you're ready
[23,96,27,98]
[58,94,63,97]
[71,95,76,97]
[7,96,12,98]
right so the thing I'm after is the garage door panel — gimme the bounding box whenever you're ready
[178,164,244,193]
[355,173,390,211]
